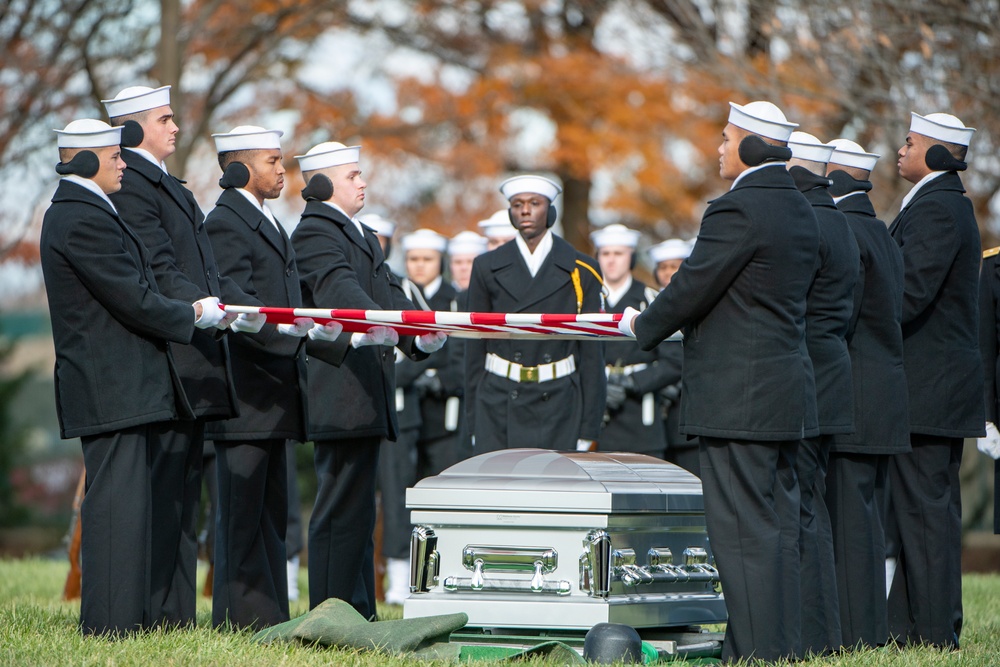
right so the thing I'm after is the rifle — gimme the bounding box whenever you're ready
[61,468,86,600]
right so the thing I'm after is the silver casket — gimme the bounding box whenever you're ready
[403,449,727,630]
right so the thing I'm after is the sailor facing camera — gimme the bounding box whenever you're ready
[464,175,606,453]
[40,120,226,636]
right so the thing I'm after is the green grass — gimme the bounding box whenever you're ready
[1,558,998,665]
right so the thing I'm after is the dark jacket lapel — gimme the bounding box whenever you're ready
[122,148,197,221]
[305,200,374,261]
[514,235,576,312]
[890,171,965,235]
[217,188,289,259]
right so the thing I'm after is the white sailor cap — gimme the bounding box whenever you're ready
[827,138,880,172]
[402,228,448,253]
[358,213,396,238]
[54,119,122,149]
[590,223,641,250]
[728,101,798,142]
[648,238,693,264]
[448,231,488,257]
[499,175,562,202]
[102,85,172,118]
[477,209,516,239]
[788,131,834,164]
[909,112,976,147]
[212,125,283,153]
[295,142,361,172]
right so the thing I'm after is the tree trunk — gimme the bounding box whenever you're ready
[159,0,183,174]
[559,174,592,254]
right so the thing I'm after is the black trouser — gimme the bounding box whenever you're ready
[418,431,460,480]
[309,438,380,619]
[212,439,289,630]
[796,436,841,655]
[378,429,418,560]
[887,434,963,648]
[286,441,303,559]
[700,437,801,663]
[825,452,889,648]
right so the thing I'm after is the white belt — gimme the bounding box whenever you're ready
[485,352,576,383]
[605,362,648,377]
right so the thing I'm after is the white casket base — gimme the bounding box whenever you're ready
[403,449,727,631]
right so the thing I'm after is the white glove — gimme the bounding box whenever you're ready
[277,317,315,338]
[351,326,400,348]
[415,331,447,353]
[618,306,639,337]
[576,439,596,452]
[193,296,226,329]
[308,321,345,342]
[976,421,1000,460]
[229,312,266,334]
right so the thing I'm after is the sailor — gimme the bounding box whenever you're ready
[203,126,327,629]
[448,230,488,293]
[786,130,861,655]
[476,208,518,251]
[647,238,697,475]
[289,141,446,619]
[103,84,240,628]
[621,100,819,662]
[978,245,1000,536]
[358,213,396,258]
[40,119,226,635]
[886,112,983,649]
[823,138,909,649]
[464,175,606,453]
[591,224,676,458]
[380,228,460,605]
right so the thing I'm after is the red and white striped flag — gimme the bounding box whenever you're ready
[222,305,627,340]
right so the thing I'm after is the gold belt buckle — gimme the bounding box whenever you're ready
[520,365,539,382]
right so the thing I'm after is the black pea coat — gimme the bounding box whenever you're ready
[416,281,460,443]
[601,279,677,455]
[888,171,984,437]
[979,250,1000,534]
[831,189,910,454]
[40,180,196,438]
[203,188,308,441]
[110,149,239,420]
[291,201,426,442]
[791,167,859,434]
[634,165,820,441]
[464,234,606,451]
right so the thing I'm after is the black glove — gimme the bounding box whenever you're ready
[413,371,444,398]
[605,382,627,412]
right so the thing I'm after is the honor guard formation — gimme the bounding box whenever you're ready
[40,82,998,663]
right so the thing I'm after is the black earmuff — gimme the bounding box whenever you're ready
[738,135,792,166]
[218,162,250,189]
[301,174,334,201]
[507,202,558,229]
[925,144,967,172]
[827,169,873,198]
[121,120,144,148]
[55,150,100,178]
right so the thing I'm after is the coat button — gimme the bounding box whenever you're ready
[513,352,522,362]
[543,354,552,363]
[286,267,292,277]
[510,390,518,400]
[542,392,550,401]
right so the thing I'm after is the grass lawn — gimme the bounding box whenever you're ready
[1,557,998,665]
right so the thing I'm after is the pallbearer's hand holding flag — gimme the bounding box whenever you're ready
[221,305,628,340]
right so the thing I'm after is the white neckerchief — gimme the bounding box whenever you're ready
[515,229,553,278]
[421,275,442,300]
[605,275,633,310]
[62,175,117,213]
[832,191,865,205]
[730,162,785,191]
[235,188,281,233]
[899,170,946,212]
[129,146,169,173]
[321,200,364,236]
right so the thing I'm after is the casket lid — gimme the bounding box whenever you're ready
[406,449,703,513]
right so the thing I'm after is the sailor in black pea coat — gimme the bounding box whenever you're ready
[647,239,698,474]
[591,225,677,457]
[823,139,910,649]
[40,120,222,636]
[786,132,861,655]
[885,113,984,649]
[624,102,820,663]
[290,142,439,619]
[202,126,313,630]
[977,247,1000,535]
[103,85,243,627]
[464,175,606,453]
